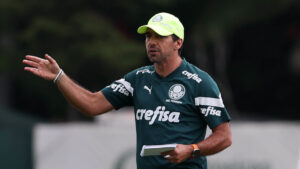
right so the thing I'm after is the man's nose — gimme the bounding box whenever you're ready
[147,37,157,46]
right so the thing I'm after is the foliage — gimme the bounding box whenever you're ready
[0,0,298,120]
[1,0,145,120]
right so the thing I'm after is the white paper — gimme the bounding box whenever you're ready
[140,144,177,157]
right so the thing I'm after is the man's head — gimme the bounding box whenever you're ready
[137,13,184,62]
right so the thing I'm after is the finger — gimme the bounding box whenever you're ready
[163,155,173,162]
[161,150,176,156]
[164,155,171,159]
[24,67,40,76]
[166,156,177,163]
[45,54,56,64]
[25,55,45,63]
[23,59,39,68]
[161,150,172,156]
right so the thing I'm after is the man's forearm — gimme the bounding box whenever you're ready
[162,122,232,164]
[23,54,113,116]
[56,73,113,116]
[197,122,232,156]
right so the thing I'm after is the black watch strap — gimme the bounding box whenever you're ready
[192,144,201,158]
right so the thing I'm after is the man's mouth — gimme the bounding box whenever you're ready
[148,48,159,56]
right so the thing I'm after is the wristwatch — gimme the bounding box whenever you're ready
[192,144,201,158]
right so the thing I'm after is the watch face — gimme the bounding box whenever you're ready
[194,149,201,157]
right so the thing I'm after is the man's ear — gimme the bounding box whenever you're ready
[174,39,183,50]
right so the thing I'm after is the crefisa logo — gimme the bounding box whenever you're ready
[168,84,185,100]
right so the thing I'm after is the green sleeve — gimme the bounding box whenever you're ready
[195,73,231,129]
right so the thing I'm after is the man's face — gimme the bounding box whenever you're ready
[145,29,178,63]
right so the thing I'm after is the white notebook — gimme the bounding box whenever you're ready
[140,144,177,157]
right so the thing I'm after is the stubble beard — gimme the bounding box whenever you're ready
[147,54,167,64]
[147,50,171,64]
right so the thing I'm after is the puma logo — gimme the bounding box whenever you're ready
[144,85,152,94]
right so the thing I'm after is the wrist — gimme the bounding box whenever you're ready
[191,144,201,158]
[53,69,64,84]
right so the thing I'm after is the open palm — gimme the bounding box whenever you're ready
[23,54,60,81]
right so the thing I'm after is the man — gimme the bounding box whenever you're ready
[23,12,232,169]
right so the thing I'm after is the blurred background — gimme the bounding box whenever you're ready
[0,0,299,169]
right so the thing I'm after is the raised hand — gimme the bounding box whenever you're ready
[23,54,61,81]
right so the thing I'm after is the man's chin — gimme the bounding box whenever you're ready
[147,55,158,63]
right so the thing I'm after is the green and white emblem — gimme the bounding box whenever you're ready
[168,84,185,100]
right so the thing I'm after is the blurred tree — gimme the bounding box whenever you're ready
[0,0,299,121]
[1,0,144,121]
[179,0,297,116]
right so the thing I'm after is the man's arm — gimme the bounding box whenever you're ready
[23,54,114,116]
[162,122,232,163]
[196,122,232,155]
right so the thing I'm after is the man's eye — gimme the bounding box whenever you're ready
[157,35,164,39]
